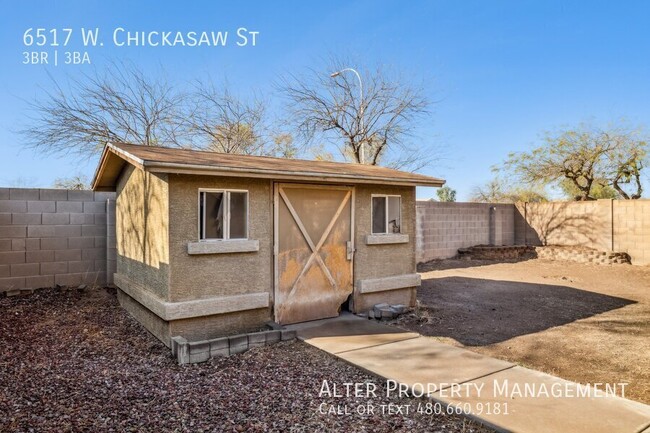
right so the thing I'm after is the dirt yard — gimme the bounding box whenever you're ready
[393,259,650,404]
[0,288,491,433]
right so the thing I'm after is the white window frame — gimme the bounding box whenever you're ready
[198,188,249,241]
[371,194,402,234]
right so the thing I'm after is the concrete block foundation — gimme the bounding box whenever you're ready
[173,329,297,365]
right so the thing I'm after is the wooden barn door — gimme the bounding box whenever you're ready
[274,184,354,324]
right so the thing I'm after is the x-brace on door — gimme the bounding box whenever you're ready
[274,183,354,324]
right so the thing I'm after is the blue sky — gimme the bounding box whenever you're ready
[1,0,649,200]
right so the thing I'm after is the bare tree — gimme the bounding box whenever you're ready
[269,133,299,159]
[52,174,89,190]
[279,57,434,169]
[470,179,505,203]
[185,80,270,155]
[471,178,548,203]
[1,176,37,188]
[20,62,187,158]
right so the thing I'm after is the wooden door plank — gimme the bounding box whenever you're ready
[275,185,354,324]
[280,189,351,300]
[279,188,317,251]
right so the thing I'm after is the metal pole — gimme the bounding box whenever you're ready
[330,68,364,163]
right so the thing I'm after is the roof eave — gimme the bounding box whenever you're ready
[144,161,445,187]
[91,142,146,191]
[93,142,446,188]
[90,145,111,190]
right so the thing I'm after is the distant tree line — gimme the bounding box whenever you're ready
[471,122,647,202]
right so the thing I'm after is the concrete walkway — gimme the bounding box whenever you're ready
[288,314,650,433]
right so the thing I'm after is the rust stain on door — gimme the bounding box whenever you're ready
[275,185,353,324]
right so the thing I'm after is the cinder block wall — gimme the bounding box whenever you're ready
[514,200,611,250]
[416,199,649,266]
[613,200,650,265]
[415,201,515,263]
[0,188,116,291]
[514,199,650,265]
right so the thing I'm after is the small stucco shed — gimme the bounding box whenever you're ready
[92,142,444,346]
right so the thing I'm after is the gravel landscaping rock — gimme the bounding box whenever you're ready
[0,288,492,432]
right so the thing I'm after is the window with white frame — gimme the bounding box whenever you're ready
[371,195,401,234]
[199,190,248,240]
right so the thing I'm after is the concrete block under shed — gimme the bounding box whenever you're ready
[281,329,297,341]
[248,332,266,348]
[209,337,230,357]
[264,330,281,344]
[171,336,189,364]
[171,327,296,364]
[190,340,210,354]
[189,351,211,364]
[378,307,395,319]
[229,334,249,354]
[370,303,408,320]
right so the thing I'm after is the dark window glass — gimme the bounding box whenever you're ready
[229,192,248,239]
[199,194,204,239]
[372,196,386,234]
[203,192,224,239]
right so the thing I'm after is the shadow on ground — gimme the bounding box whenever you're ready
[417,258,534,272]
[407,276,635,346]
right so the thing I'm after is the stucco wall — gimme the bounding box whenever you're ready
[169,309,270,342]
[167,175,273,304]
[117,288,170,344]
[352,185,417,311]
[115,165,170,300]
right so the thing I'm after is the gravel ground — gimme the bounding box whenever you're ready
[0,288,492,433]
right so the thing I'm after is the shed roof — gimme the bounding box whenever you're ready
[92,142,445,191]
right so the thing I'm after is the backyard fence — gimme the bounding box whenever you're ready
[417,199,650,265]
[415,202,515,262]
[2,188,649,293]
[0,188,116,291]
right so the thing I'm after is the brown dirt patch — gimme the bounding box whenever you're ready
[391,259,650,404]
[0,287,491,432]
